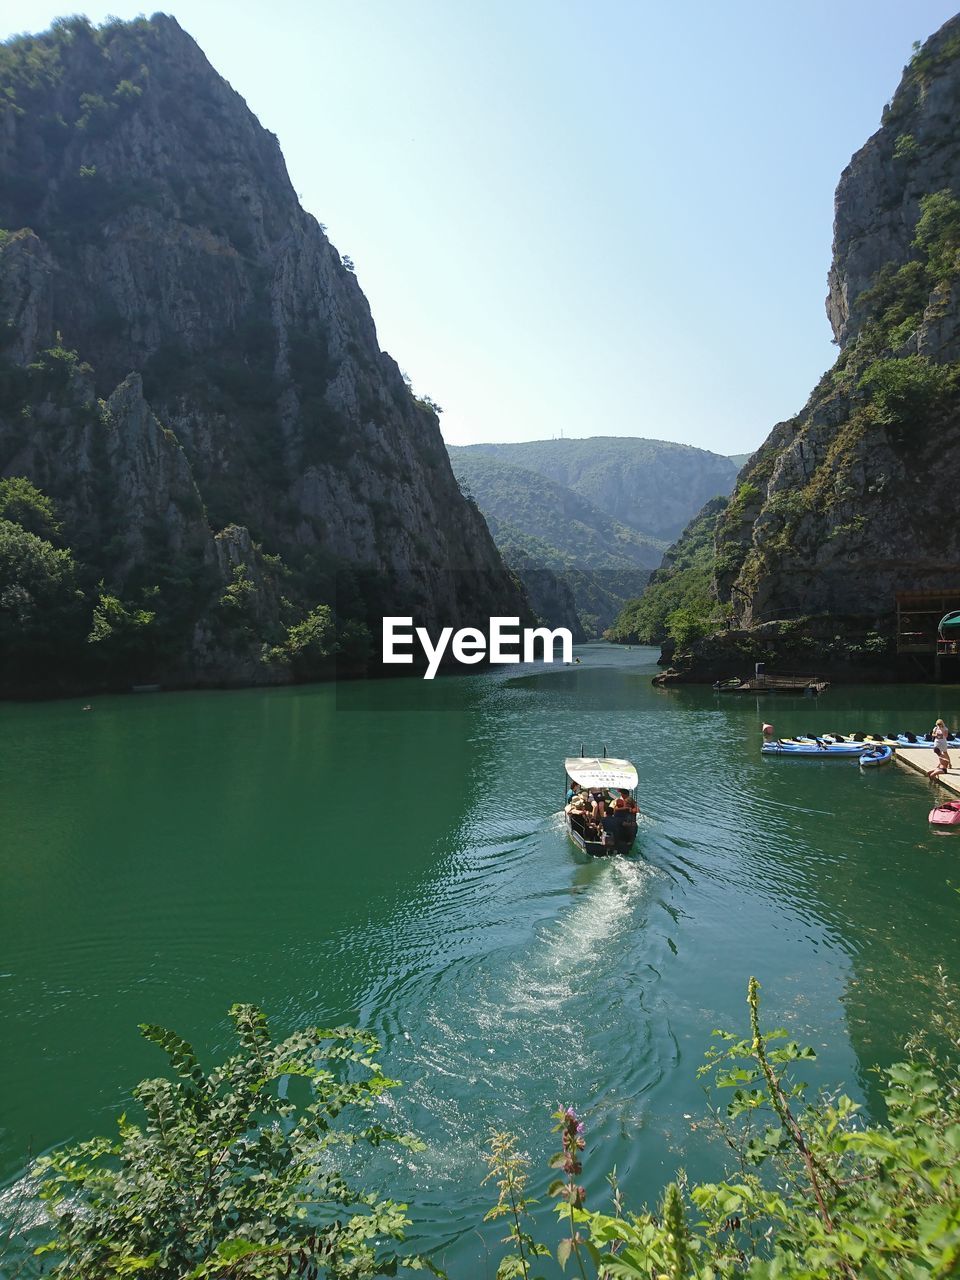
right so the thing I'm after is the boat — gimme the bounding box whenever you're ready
[859,744,893,768]
[761,740,867,758]
[929,800,960,827]
[712,677,742,691]
[564,752,639,857]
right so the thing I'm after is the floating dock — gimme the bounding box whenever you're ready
[730,675,829,695]
[894,747,960,798]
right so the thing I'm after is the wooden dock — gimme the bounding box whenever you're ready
[731,675,829,695]
[895,747,960,798]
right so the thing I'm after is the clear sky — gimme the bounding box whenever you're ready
[3,2,959,453]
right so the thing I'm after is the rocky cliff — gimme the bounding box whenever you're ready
[652,15,960,679]
[0,15,526,691]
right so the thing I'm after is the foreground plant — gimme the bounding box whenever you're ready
[33,1004,424,1279]
[489,973,960,1278]
[483,1131,550,1280]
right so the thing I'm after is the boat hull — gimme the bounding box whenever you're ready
[762,742,865,758]
[565,814,636,858]
[859,745,893,768]
[930,801,960,827]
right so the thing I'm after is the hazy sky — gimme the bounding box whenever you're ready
[4,2,958,453]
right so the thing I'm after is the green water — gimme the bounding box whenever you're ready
[2,645,959,1269]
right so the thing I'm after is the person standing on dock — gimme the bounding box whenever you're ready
[929,719,952,777]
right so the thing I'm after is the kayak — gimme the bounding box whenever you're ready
[929,800,960,827]
[859,744,893,768]
[784,732,959,749]
[761,741,867,758]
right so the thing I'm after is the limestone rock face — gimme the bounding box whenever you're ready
[705,15,960,656]
[827,15,960,348]
[0,15,525,687]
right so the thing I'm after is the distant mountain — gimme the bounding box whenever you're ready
[448,448,661,634]
[456,438,738,541]
[448,451,665,569]
[727,452,754,469]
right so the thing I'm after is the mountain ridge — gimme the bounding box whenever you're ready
[455,437,738,541]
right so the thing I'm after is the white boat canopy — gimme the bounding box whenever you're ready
[565,757,638,790]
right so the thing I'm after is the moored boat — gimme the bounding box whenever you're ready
[859,744,893,768]
[929,800,960,827]
[564,753,639,857]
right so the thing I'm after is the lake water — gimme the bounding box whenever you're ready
[2,644,959,1272]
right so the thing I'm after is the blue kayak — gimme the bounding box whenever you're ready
[793,732,958,749]
[859,744,894,767]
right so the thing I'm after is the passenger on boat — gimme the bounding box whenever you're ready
[601,799,637,848]
[615,787,638,813]
[566,781,581,804]
[588,788,607,820]
[615,798,638,841]
[599,812,617,849]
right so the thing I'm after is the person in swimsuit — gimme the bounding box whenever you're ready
[929,719,951,776]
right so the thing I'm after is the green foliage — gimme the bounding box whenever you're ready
[606,498,727,646]
[726,481,761,516]
[33,1004,421,1280]
[483,1131,551,1280]
[0,518,80,667]
[219,564,257,613]
[855,260,928,351]
[0,475,60,538]
[0,17,154,228]
[858,354,954,428]
[906,30,960,92]
[263,604,336,677]
[487,973,960,1279]
[88,588,156,647]
[852,188,960,359]
[665,605,711,651]
[915,189,960,285]
[75,90,117,133]
[893,132,919,161]
[113,78,142,103]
